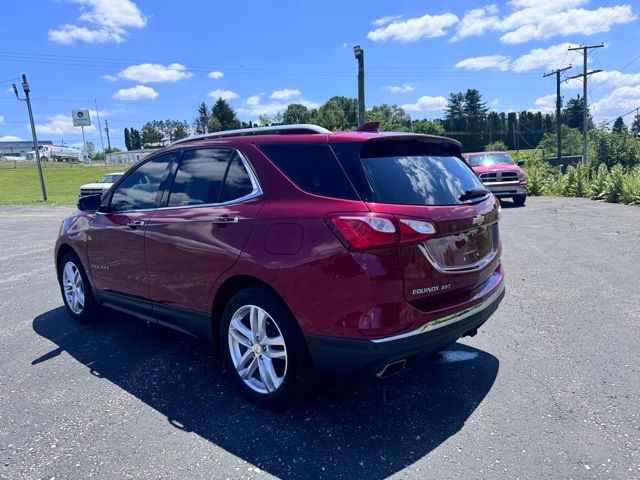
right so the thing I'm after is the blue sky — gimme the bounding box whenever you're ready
[1,0,639,149]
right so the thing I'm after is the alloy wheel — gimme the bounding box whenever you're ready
[62,261,85,315]
[227,305,287,394]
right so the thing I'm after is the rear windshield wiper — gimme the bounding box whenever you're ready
[459,187,490,202]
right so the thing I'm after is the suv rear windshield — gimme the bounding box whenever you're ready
[259,139,486,206]
[362,155,485,206]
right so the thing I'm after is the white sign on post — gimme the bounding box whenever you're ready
[71,109,91,127]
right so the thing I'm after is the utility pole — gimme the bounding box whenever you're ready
[543,65,572,163]
[568,44,604,162]
[13,74,47,201]
[94,98,105,152]
[104,120,112,150]
[353,45,365,126]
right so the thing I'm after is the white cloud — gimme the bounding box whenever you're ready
[208,71,224,79]
[0,135,22,141]
[245,94,263,106]
[342,42,348,48]
[372,15,404,26]
[102,74,118,81]
[456,55,511,71]
[34,114,97,135]
[385,84,415,94]
[113,85,158,100]
[208,89,239,100]
[270,88,301,100]
[402,96,448,112]
[511,43,581,72]
[566,70,640,90]
[592,86,640,119]
[0,115,4,124]
[452,5,500,41]
[367,13,459,42]
[109,63,193,83]
[453,1,636,44]
[531,94,557,113]
[238,96,319,118]
[49,0,147,44]
[455,43,584,73]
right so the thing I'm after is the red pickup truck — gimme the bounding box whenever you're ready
[464,151,528,206]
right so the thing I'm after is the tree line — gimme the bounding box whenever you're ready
[123,89,640,154]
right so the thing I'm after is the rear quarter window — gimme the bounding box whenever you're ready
[258,143,359,200]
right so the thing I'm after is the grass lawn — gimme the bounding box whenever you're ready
[0,162,132,205]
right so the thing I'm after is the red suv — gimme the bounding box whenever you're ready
[55,124,505,407]
[464,151,528,206]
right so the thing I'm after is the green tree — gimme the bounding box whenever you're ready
[140,121,165,147]
[589,128,640,168]
[132,129,142,149]
[194,102,209,134]
[211,98,241,131]
[315,96,358,131]
[282,104,311,124]
[612,117,628,134]
[207,116,222,132]
[366,104,411,131]
[537,125,583,157]
[411,119,445,135]
[463,89,488,117]
[563,95,593,130]
[258,112,283,126]
[124,127,132,151]
[632,113,640,137]
[162,120,189,141]
[485,140,508,151]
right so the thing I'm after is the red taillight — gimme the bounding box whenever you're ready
[327,214,436,250]
[328,214,397,249]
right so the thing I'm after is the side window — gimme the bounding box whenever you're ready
[167,149,231,207]
[110,154,172,211]
[220,153,254,202]
[258,143,358,200]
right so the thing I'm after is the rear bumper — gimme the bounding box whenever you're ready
[305,281,505,376]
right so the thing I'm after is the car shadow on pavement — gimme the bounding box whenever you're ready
[32,307,499,480]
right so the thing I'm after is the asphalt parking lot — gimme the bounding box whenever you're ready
[1,197,639,479]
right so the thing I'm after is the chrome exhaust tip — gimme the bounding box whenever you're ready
[376,359,407,378]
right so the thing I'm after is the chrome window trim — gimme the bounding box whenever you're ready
[98,148,263,215]
[371,282,505,344]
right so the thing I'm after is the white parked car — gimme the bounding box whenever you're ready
[79,172,124,197]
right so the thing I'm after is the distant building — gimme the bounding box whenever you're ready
[0,140,53,158]
[105,149,158,164]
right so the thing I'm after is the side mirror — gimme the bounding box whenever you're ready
[77,194,102,212]
[517,161,526,167]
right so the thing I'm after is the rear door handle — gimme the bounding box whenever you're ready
[211,216,239,224]
[127,220,146,229]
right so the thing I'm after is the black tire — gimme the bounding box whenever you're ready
[57,251,100,323]
[513,194,526,206]
[219,287,315,408]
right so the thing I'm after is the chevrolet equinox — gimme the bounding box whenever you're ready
[55,123,505,408]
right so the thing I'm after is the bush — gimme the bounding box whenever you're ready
[589,163,608,200]
[522,159,640,205]
[589,129,640,168]
[484,140,507,151]
[523,158,561,196]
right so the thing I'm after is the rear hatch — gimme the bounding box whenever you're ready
[332,137,501,309]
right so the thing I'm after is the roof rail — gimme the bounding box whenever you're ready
[170,124,331,146]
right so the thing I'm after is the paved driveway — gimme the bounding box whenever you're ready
[1,197,638,479]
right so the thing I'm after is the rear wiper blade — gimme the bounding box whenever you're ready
[459,187,490,201]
